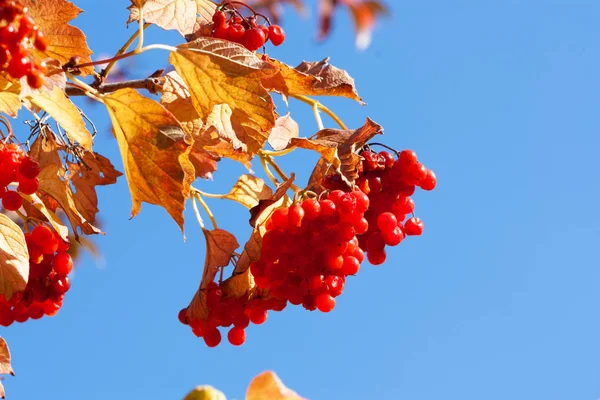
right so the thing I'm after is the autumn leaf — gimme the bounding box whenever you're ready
[221,268,255,298]
[185,0,218,41]
[234,229,262,273]
[305,118,382,188]
[0,74,21,118]
[249,174,295,228]
[28,87,93,151]
[222,174,273,209]
[263,58,363,104]
[0,337,14,399]
[127,0,199,37]
[160,71,203,137]
[246,371,306,400]
[183,385,226,400]
[22,0,94,75]
[186,228,239,321]
[268,114,299,151]
[169,38,278,154]
[0,214,29,301]
[37,164,102,238]
[104,88,195,231]
[68,151,122,224]
[28,129,64,169]
[21,193,69,242]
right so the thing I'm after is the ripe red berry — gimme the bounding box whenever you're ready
[203,329,222,348]
[227,23,245,42]
[301,198,321,220]
[268,25,285,46]
[17,177,38,195]
[51,274,70,295]
[420,169,437,191]
[398,149,418,165]
[342,256,360,275]
[213,23,229,39]
[288,204,305,227]
[2,190,21,211]
[315,293,335,312]
[178,308,188,325]
[382,226,404,246]
[243,27,266,51]
[227,327,246,346]
[271,207,289,230]
[52,252,73,275]
[26,68,44,89]
[31,225,53,247]
[249,308,268,325]
[6,55,30,79]
[367,249,387,266]
[377,212,398,234]
[366,231,385,252]
[404,217,424,236]
[18,157,40,179]
[212,11,227,26]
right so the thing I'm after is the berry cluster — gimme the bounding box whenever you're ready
[179,281,287,347]
[0,224,72,326]
[0,0,48,88]
[0,142,41,211]
[211,9,285,51]
[325,148,436,265]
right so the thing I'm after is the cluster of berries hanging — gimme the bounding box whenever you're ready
[0,142,40,210]
[211,5,285,51]
[0,0,48,88]
[0,224,73,326]
[179,145,437,347]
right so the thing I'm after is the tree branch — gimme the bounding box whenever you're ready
[65,77,165,97]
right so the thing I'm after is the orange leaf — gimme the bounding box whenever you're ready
[246,371,306,400]
[169,38,278,154]
[22,0,94,75]
[0,214,29,302]
[268,113,299,151]
[104,88,195,232]
[127,0,199,37]
[263,58,363,104]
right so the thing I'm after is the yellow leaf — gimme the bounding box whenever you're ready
[263,58,363,104]
[224,174,273,209]
[268,113,299,151]
[104,89,195,232]
[28,87,93,151]
[0,74,21,118]
[37,164,102,239]
[246,371,306,400]
[186,228,239,321]
[169,38,278,154]
[22,0,94,75]
[128,0,199,36]
[0,214,29,301]
[160,71,203,137]
[184,385,227,400]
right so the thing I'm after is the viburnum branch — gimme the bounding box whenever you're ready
[102,23,150,78]
[65,77,164,96]
[67,74,104,103]
[195,193,218,229]
[291,95,348,130]
[190,194,205,229]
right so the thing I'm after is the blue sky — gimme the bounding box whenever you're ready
[4,1,600,399]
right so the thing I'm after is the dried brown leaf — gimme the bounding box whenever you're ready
[0,74,21,118]
[224,174,273,209]
[104,89,195,232]
[249,173,295,228]
[169,38,278,154]
[234,229,262,273]
[263,58,362,104]
[246,371,306,400]
[28,130,65,169]
[221,268,255,298]
[0,214,29,301]
[28,87,93,151]
[268,113,299,151]
[23,0,94,75]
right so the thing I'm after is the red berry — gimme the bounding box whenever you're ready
[342,256,360,275]
[301,198,321,220]
[288,204,305,227]
[420,169,437,191]
[249,308,268,325]
[398,149,418,165]
[242,27,266,51]
[17,177,38,195]
[366,231,385,252]
[18,157,40,179]
[178,308,188,325]
[213,23,229,39]
[319,199,336,217]
[31,225,53,247]
[52,252,73,275]
[315,293,335,312]
[227,327,246,346]
[26,68,44,89]
[382,226,404,246]
[203,329,222,347]
[227,23,245,42]
[268,25,285,46]
[404,217,424,236]
[2,190,21,211]
[212,11,227,26]
[377,212,398,234]
[6,55,30,79]
[271,207,289,230]
[51,274,70,295]
[367,249,387,266]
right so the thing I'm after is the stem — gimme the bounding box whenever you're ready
[195,193,218,229]
[102,23,150,78]
[65,77,164,96]
[191,195,205,229]
[194,190,229,199]
[71,43,175,71]
[290,95,348,130]
[263,154,302,192]
[261,147,295,157]
[67,74,105,104]
[260,156,280,186]
[313,102,324,130]
[136,4,145,52]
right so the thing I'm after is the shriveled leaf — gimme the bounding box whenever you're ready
[185,0,218,41]
[249,174,295,228]
[37,164,102,238]
[224,174,272,209]
[104,89,195,231]
[263,58,362,104]
[22,0,94,75]
[28,87,93,151]
[68,151,122,223]
[0,74,21,117]
[19,59,66,98]
[221,268,255,298]
[169,38,277,154]
[29,127,65,169]
[306,118,382,188]
[0,214,29,301]
[127,0,198,37]
[268,114,299,151]
[0,338,14,376]
[186,228,239,321]
[246,371,305,400]
[184,385,226,400]
[21,193,69,242]
[234,229,262,273]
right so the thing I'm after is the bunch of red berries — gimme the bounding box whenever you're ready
[0,142,41,211]
[324,147,437,265]
[0,224,72,326]
[178,281,286,347]
[250,190,369,313]
[0,0,48,88]
[211,9,285,51]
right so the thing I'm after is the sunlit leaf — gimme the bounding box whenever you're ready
[268,114,299,151]
[0,214,29,301]
[0,74,21,118]
[223,174,273,209]
[127,0,199,36]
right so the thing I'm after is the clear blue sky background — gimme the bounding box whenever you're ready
[4,1,600,399]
